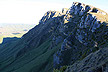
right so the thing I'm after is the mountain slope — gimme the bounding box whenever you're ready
[0,2,108,72]
[65,47,108,72]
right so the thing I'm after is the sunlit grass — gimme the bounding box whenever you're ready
[90,8,108,23]
[0,35,3,43]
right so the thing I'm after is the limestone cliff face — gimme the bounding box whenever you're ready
[0,2,108,72]
[53,2,108,70]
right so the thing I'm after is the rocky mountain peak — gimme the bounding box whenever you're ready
[0,2,108,72]
[68,2,108,22]
[39,10,62,24]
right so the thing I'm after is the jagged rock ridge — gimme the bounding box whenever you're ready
[0,2,108,72]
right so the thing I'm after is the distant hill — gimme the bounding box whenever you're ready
[1,37,20,44]
[0,24,35,43]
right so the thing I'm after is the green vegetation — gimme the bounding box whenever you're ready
[92,47,99,52]
[53,66,67,72]
[79,49,90,61]
[0,39,62,72]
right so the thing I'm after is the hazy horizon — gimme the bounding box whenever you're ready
[0,0,107,25]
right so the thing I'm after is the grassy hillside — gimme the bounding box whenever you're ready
[0,39,62,72]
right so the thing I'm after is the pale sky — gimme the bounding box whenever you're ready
[0,0,107,24]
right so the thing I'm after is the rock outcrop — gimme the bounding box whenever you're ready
[53,2,108,70]
[65,47,108,72]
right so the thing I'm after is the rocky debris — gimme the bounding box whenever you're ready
[65,47,108,72]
